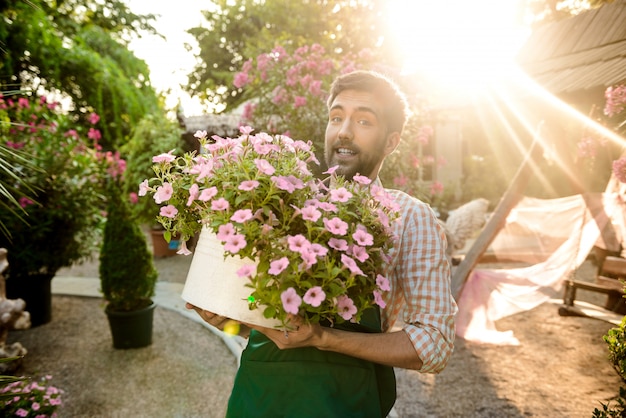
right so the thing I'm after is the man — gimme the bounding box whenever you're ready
[187,70,457,417]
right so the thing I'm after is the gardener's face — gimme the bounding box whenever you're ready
[324,89,399,181]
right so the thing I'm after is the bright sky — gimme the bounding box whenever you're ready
[386,0,531,104]
[125,0,207,116]
[126,0,531,115]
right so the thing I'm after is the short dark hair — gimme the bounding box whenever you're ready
[327,70,410,134]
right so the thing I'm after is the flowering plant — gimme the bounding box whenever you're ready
[0,375,63,417]
[233,43,446,204]
[0,94,113,281]
[140,126,400,326]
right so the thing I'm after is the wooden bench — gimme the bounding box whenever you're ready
[559,255,626,319]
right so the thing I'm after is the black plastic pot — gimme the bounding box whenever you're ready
[105,302,156,349]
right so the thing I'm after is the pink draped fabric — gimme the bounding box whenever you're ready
[455,193,626,345]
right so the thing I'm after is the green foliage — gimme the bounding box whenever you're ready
[187,0,400,111]
[99,181,158,312]
[595,312,626,417]
[593,386,626,418]
[0,94,110,280]
[0,0,161,149]
[0,143,38,238]
[120,114,185,225]
[604,316,626,380]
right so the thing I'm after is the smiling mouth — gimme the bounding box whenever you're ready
[336,147,356,156]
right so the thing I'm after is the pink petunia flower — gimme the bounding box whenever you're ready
[309,243,328,258]
[236,264,256,278]
[153,183,174,204]
[254,158,276,175]
[336,295,357,321]
[376,274,391,291]
[211,198,230,211]
[329,187,353,202]
[223,234,247,253]
[340,254,364,276]
[216,223,236,241]
[323,217,348,235]
[328,237,348,251]
[352,174,372,185]
[352,226,373,246]
[300,205,322,222]
[350,245,369,262]
[198,186,218,201]
[303,286,326,307]
[269,257,289,275]
[159,205,178,218]
[187,183,200,206]
[373,290,387,309]
[281,287,302,315]
[324,165,339,175]
[238,180,260,191]
[299,248,318,267]
[152,151,176,163]
[231,209,254,223]
[317,201,338,213]
[287,234,311,253]
[177,241,192,256]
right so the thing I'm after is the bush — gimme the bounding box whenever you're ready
[99,181,158,312]
[120,113,185,226]
[594,314,626,417]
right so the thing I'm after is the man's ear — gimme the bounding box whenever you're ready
[384,132,401,156]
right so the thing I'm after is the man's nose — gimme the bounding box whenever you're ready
[338,119,354,140]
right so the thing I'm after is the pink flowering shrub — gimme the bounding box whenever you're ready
[0,94,115,280]
[605,84,626,183]
[234,43,446,203]
[140,126,400,326]
[233,44,379,172]
[0,375,63,417]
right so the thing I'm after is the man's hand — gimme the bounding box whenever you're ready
[245,314,323,349]
[185,303,250,337]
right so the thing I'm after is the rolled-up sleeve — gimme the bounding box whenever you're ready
[383,190,457,373]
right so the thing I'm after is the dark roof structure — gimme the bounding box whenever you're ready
[517,0,626,96]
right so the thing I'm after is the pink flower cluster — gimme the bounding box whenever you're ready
[142,126,400,326]
[0,375,63,417]
[613,156,626,183]
[604,85,626,118]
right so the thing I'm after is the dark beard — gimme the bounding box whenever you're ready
[324,142,385,181]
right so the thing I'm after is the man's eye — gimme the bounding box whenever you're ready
[330,116,342,123]
[358,119,372,126]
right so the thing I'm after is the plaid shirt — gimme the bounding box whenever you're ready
[381,187,457,373]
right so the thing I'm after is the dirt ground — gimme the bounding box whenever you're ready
[4,254,624,417]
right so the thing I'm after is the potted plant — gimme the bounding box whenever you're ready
[0,94,109,326]
[140,126,400,328]
[100,178,158,349]
[120,113,186,257]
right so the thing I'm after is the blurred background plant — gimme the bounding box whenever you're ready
[232,42,454,209]
[120,113,186,227]
[0,94,111,283]
[0,372,63,417]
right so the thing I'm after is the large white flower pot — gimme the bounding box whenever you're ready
[181,227,281,328]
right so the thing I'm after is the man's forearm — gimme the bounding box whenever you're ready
[317,327,424,370]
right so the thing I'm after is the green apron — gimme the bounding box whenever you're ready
[226,308,396,418]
